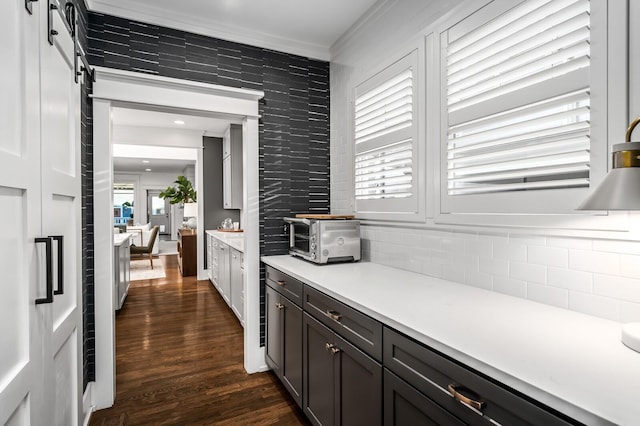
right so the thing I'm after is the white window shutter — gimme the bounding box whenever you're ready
[445,0,591,197]
[354,51,419,215]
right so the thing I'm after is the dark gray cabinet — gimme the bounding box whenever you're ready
[263,263,580,426]
[265,270,303,407]
[383,327,578,426]
[384,369,465,426]
[303,313,382,426]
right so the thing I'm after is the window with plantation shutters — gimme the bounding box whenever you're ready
[354,51,420,217]
[440,0,603,217]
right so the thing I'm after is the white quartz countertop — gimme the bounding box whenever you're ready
[206,230,244,252]
[113,232,132,247]
[261,255,639,426]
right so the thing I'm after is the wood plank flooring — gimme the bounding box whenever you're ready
[90,255,309,426]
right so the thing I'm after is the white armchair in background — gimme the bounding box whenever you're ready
[126,223,160,255]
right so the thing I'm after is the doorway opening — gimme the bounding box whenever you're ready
[147,190,171,235]
[91,67,264,411]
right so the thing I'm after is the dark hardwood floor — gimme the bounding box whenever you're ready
[90,255,309,426]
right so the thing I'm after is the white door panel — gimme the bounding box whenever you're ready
[54,330,78,426]
[40,0,83,424]
[5,395,30,426]
[0,0,44,424]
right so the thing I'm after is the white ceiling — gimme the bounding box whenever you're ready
[111,107,222,175]
[111,107,233,134]
[87,0,382,60]
[113,156,195,175]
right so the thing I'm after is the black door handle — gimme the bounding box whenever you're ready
[35,237,54,304]
[52,235,64,295]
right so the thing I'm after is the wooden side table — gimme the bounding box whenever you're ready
[177,228,197,276]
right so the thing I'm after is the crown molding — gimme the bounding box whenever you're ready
[330,0,396,59]
[86,0,330,61]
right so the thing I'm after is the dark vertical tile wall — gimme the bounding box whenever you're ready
[74,0,95,390]
[85,13,330,350]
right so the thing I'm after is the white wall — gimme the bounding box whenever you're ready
[330,0,640,323]
[113,125,205,148]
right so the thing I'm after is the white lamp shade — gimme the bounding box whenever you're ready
[577,168,640,210]
[183,202,197,218]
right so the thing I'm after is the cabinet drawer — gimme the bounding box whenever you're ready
[383,327,578,426]
[304,285,382,362]
[265,266,303,307]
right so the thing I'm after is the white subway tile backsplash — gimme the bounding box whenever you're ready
[593,239,640,255]
[465,237,492,257]
[442,235,466,253]
[546,236,593,250]
[479,257,509,277]
[547,267,592,292]
[509,234,547,246]
[510,261,546,284]
[421,261,443,279]
[568,291,620,321]
[527,283,568,309]
[594,274,640,303]
[528,245,568,268]
[358,223,640,322]
[493,238,527,262]
[493,276,527,298]
[465,269,493,290]
[442,263,465,283]
[569,249,620,275]
[619,253,640,279]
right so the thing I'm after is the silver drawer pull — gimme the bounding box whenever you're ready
[325,343,341,355]
[276,280,286,286]
[448,384,485,413]
[325,310,342,322]
[275,303,285,310]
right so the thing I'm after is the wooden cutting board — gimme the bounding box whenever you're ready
[295,214,355,219]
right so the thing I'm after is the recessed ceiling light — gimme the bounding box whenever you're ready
[145,168,151,172]
[142,160,150,163]
[174,120,185,125]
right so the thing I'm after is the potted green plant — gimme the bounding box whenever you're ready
[159,176,198,229]
[159,175,197,204]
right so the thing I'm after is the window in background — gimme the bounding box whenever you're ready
[113,183,134,225]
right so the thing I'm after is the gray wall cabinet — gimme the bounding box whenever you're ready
[223,124,243,210]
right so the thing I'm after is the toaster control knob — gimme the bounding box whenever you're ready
[311,236,316,243]
[311,242,316,250]
[311,252,316,260]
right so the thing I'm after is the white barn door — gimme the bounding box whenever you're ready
[0,1,83,424]
[0,1,46,424]
[39,1,83,424]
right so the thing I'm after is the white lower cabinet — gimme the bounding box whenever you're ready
[218,243,230,304]
[207,232,243,327]
[230,248,244,325]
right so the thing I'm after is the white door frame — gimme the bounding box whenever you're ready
[91,67,266,411]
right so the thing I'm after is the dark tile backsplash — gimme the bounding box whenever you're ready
[83,11,330,362]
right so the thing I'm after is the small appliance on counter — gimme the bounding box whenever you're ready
[284,214,361,264]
